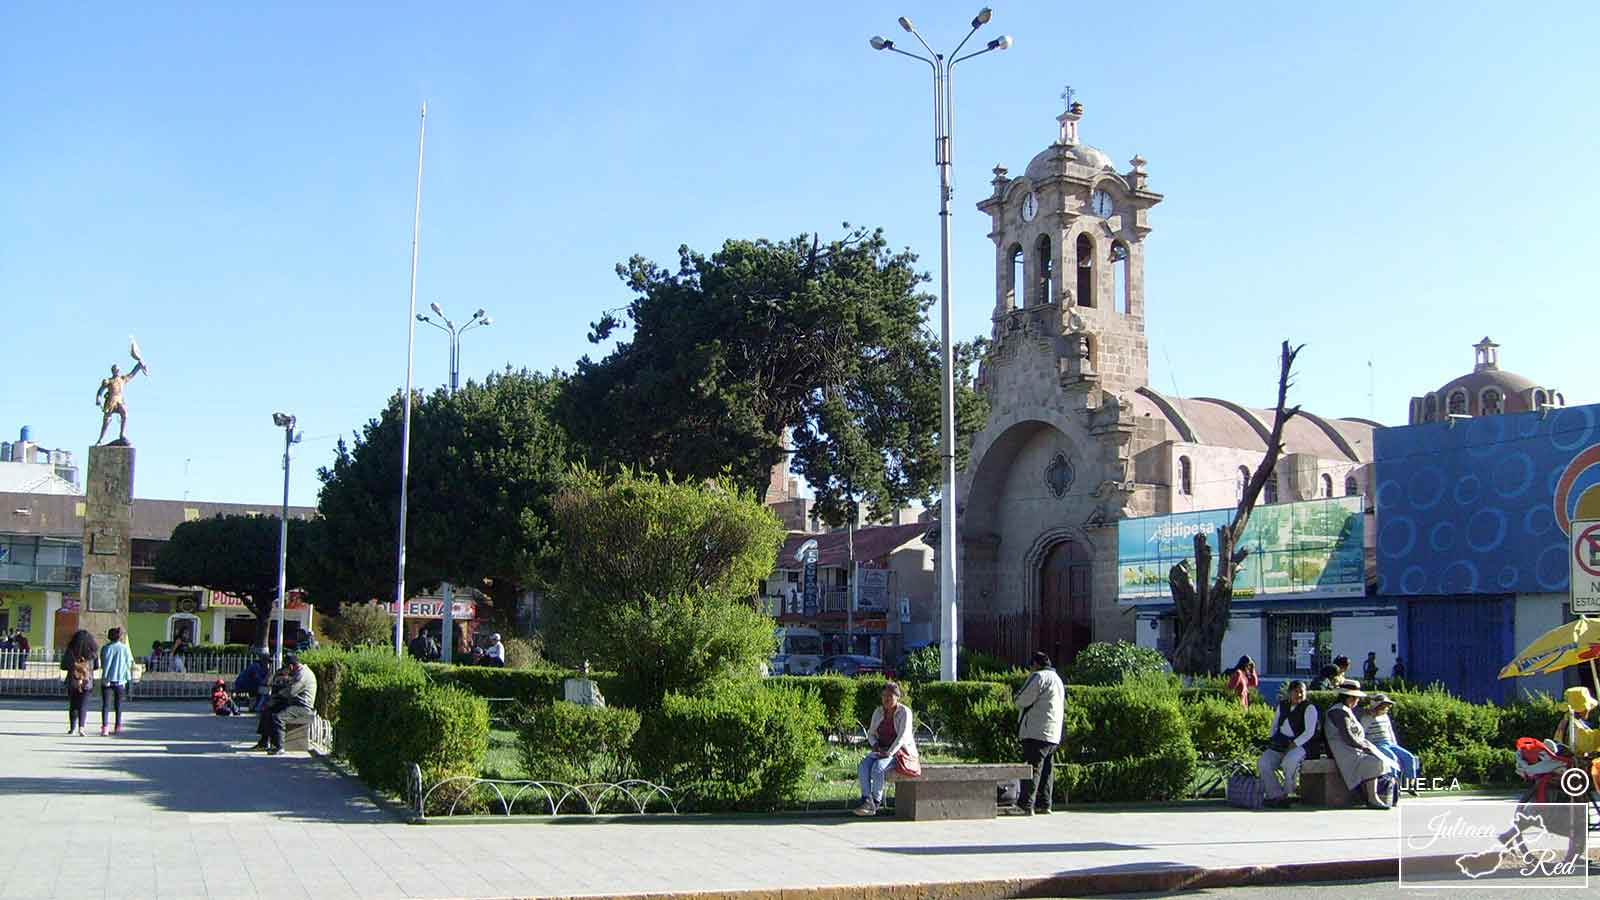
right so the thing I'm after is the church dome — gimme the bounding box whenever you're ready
[1408,338,1563,423]
[1024,142,1115,181]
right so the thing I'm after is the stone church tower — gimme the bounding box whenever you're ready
[957,99,1375,666]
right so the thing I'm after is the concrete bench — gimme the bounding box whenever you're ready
[1296,757,1351,807]
[886,764,1034,820]
[280,715,321,752]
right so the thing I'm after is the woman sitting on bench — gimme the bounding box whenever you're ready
[854,682,920,816]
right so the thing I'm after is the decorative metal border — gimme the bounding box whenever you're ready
[407,763,678,819]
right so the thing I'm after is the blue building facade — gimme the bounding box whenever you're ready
[1375,403,1600,701]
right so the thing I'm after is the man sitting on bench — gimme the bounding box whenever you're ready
[251,653,317,756]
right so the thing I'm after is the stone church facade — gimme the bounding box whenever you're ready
[957,101,1380,666]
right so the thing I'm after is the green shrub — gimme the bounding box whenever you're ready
[1183,696,1274,761]
[502,635,543,669]
[1056,745,1199,804]
[322,602,394,648]
[1420,744,1518,786]
[339,668,488,796]
[1389,688,1500,763]
[516,701,640,784]
[1496,692,1566,747]
[300,646,424,725]
[915,680,1012,737]
[1065,641,1170,686]
[634,684,826,811]
[953,695,1023,763]
[1064,682,1190,763]
[898,645,941,683]
[960,649,1021,682]
[764,675,855,736]
[429,666,570,707]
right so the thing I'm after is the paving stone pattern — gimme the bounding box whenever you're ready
[0,698,1463,900]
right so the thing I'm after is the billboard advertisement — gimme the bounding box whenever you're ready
[1118,496,1365,602]
[1374,403,1600,595]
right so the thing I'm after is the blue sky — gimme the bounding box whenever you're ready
[3,2,1597,507]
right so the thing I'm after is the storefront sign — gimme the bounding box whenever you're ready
[799,539,820,617]
[209,590,307,610]
[60,595,81,612]
[130,597,172,614]
[856,568,889,611]
[1118,496,1364,602]
[402,598,475,619]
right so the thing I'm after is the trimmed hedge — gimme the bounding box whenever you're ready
[634,684,826,811]
[915,680,1012,737]
[765,675,856,737]
[430,666,571,707]
[1064,641,1170,686]
[1183,695,1274,761]
[1058,747,1198,803]
[516,701,640,784]
[850,675,914,730]
[339,667,489,795]
[300,646,421,725]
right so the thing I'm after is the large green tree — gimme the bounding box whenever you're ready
[544,467,784,710]
[154,514,312,646]
[560,226,987,524]
[307,368,573,618]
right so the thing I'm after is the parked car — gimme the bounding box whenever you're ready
[820,654,887,676]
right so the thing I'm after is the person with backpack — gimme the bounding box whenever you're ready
[1013,651,1066,815]
[99,626,132,735]
[60,629,98,736]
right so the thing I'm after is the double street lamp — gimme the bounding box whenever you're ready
[270,412,301,672]
[869,10,1011,682]
[415,303,492,662]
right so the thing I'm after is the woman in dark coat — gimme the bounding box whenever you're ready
[60,629,98,736]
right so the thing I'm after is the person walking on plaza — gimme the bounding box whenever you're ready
[1390,657,1406,681]
[1013,650,1066,814]
[99,626,132,735]
[1258,680,1319,808]
[1226,655,1259,708]
[60,629,97,736]
[251,653,317,755]
[1360,693,1417,795]
[1362,652,1379,684]
[854,682,920,816]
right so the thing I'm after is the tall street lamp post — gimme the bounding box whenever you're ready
[271,412,301,672]
[416,304,492,662]
[870,9,1011,682]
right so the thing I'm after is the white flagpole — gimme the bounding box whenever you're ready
[395,102,427,656]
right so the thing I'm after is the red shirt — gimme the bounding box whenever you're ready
[1227,668,1259,708]
[875,709,898,750]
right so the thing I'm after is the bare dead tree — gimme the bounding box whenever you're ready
[1168,341,1303,675]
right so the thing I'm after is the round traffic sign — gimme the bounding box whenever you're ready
[1574,523,1600,578]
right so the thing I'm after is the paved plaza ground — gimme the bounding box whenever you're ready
[0,697,1580,900]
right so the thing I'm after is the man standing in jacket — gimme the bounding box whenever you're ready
[252,653,318,756]
[1014,651,1066,815]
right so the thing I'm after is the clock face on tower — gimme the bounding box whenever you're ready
[1090,189,1115,218]
[1021,191,1038,222]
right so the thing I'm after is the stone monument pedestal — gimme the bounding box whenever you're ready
[79,445,136,640]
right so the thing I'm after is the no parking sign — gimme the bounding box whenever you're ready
[1570,520,1600,614]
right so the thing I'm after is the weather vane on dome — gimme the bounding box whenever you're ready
[1060,85,1076,109]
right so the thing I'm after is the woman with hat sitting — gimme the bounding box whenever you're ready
[1324,679,1399,808]
[1360,693,1417,795]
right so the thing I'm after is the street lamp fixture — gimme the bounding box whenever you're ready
[868,8,1011,682]
[270,411,301,672]
[419,302,494,662]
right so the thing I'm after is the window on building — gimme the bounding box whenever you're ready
[1178,456,1193,495]
[1267,612,1333,676]
[1424,394,1437,422]
[1075,233,1095,307]
[1447,389,1467,415]
[1237,466,1251,501]
[1263,472,1279,504]
[1533,389,1548,408]
[1110,241,1130,313]
[1035,234,1054,305]
[1345,475,1359,497]
[1008,244,1024,309]
[1482,388,1503,415]
[1321,473,1333,498]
